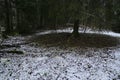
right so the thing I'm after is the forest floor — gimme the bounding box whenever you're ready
[0,27,120,80]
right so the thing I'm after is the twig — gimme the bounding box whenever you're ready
[56,73,61,80]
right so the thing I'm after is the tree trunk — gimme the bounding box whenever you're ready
[4,0,13,34]
[72,19,79,37]
[5,0,10,34]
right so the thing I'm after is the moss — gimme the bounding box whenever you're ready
[31,33,119,48]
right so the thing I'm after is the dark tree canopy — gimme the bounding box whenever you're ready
[0,0,120,34]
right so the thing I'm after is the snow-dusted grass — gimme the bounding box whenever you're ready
[0,28,120,80]
[35,27,120,38]
[1,47,120,80]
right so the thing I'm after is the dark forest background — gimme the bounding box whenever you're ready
[0,0,120,35]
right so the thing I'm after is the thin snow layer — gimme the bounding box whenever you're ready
[0,28,120,80]
[1,36,26,46]
[35,27,73,36]
[103,32,120,37]
[0,47,120,80]
[35,27,120,38]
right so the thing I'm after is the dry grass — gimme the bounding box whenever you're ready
[31,33,119,48]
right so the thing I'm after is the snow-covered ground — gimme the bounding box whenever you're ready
[36,27,120,37]
[0,28,120,80]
